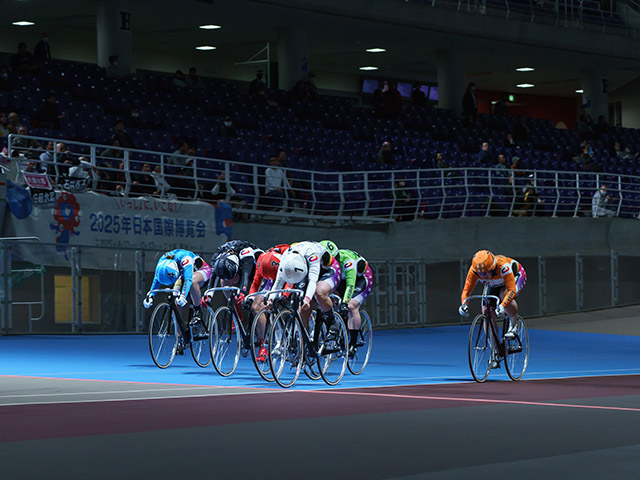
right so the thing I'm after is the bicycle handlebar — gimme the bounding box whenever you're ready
[203,286,240,298]
[329,293,342,305]
[245,292,265,301]
[265,288,305,300]
[463,294,502,306]
[148,288,181,296]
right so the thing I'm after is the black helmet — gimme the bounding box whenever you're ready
[214,253,239,280]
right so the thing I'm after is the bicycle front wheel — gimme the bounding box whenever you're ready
[505,316,529,381]
[468,314,493,383]
[318,312,348,386]
[250,308,274,382]
[347,309,373,375]
[148,302,178,368]
[209,306,241,377]
[191,306,213,368]
[269,310,304,388]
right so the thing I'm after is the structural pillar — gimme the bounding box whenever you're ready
[436,51,466,116]
[96,0,132,74]
[581,69,609,121]
[277,27,309,91]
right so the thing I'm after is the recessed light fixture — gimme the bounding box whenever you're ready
[12,21,35,26]
[199,24,221,30]
[359,66,378,71]
[365,48,386,53]
[575,89,584,94]
[195,45,216,51]
[516,67,535,72]
[516,83,535,88]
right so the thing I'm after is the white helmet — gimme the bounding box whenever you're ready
[279,252,307,284]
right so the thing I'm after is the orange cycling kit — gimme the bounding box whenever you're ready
[461,255,527,309]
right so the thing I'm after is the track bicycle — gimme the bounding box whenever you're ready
[268,289,349,388]
[329,294,373,375]
[464,292,529,382]
[147,288,213,369]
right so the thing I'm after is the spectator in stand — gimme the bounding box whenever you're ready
[621,145,637,160]
[264,155,290,209]
[504,132,518,148]
[7,112,20,134]
[372,82,384,116]
[25,159,47,174]
[167,141,190,170]
[185,67,204,89]
[0,66,14,91]
[218,116,238,138]
[131,163,156,196]
[493,96,508,116]
[576,110,594,140]
[594,115,610,137]
[592,184,616,217]
[435,152,448,169]
[513,115,530,142]
[52,142,73,176]
[210,171,236,202]
[0,113,9,137]
[494,153,508,176]
[172,70,187,89]
[12,125,42,156]
[393,179,414,221]
[612,141,624,158]
[39,141,55,170]
[382,80,402,118]
[476,141,493,166]
[100,139,124,160]
[34,33,51,61]
[113,160,127,194]
[37,92,65,130]
[10,42,38,74]
[68,156,93,179]
[111,120,135,149]
[94,162,116,195]
[378,141,393,166]
[170,168,196,199]
[515,186,541,217]
[105,55,121,78]
[249,71,266,99]
[126,107,144,129]
[462,82,478,125]
[509,156,525,183]
[151,165,171,198]
[411,83,427,107]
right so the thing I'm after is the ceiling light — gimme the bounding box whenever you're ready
[516,67,535,72]
[359,66,378,71]
[365,48,386,53]
[575,89,584,94]
[12,21,35,26]
[199,24,221,30]
[516,83,534,88]
[195,46,216,51]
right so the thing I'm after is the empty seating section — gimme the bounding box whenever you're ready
[3,57,640,221]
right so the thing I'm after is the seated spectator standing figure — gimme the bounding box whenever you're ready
[462,82,478,125]
[576,110,594,140]
[185,67,204,89]
[476,141,493,166]
[171,70,187,89]
[411,83,426,107]
[393,179,414,221]
[378,141,393,166]
[151,165,171,198]
[39,141,55,170]
[10,42,38,74]
[100,139,124,161]
[0,66,14,91]
[0,113,9,137]
[210,171,235,202]
[218,116,237,138]
[592,185,616,218]
[37,93,65,130]
[167,141,190,172]
[52,142,73,176]
[12,125,42,157]
[7,112,20,134]
[494,154,508,176]
[94,162,116,195]
[504,133,518,148]
[382,81,402,119]
[34,33,51,62]
[264,156,290,209]
[112,120,135,149]
[105,55,121,78]
[131,163,156,196]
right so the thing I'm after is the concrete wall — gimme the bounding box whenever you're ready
[233,217,640,262]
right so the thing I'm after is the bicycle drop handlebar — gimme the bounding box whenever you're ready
[203,286,240,298]
[148,288,181,296]
[264,289,305,301]
[463,294,502,306]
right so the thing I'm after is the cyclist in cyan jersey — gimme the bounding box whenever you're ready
[320,240,373,356]
[459,250,527,339]
[143,249,212,343]
[248,243,290,362]
[273,241,342,339]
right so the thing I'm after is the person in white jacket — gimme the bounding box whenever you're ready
[592,185,616,218]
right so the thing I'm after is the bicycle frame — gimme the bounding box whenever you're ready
[148,288,193,345]
[204,286,252,349]
[463,293,509,359]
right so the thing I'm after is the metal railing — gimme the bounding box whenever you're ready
[7,134,640,223]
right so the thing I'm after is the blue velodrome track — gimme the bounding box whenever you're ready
[2,323,639,388]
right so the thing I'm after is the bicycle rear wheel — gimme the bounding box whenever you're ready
[505,316,529,381]
[269,310,304,388]
[149,302,178,369]
[347,309,373,375]
[209,306,241,377]
[468,314,493,383]
[250,308,274,382]
[318,312,348,386]
[191,306,213,368]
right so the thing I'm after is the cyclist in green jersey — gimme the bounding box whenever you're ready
[320,240,373,356]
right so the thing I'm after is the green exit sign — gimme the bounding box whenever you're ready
[508,94,515,102]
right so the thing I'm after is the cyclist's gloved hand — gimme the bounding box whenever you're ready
[143,295,153,309]
[200,295,210,307]
[458,304,469,317]
[235,293,246,308]
[176,294,188,307]
[495,304,505,317]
